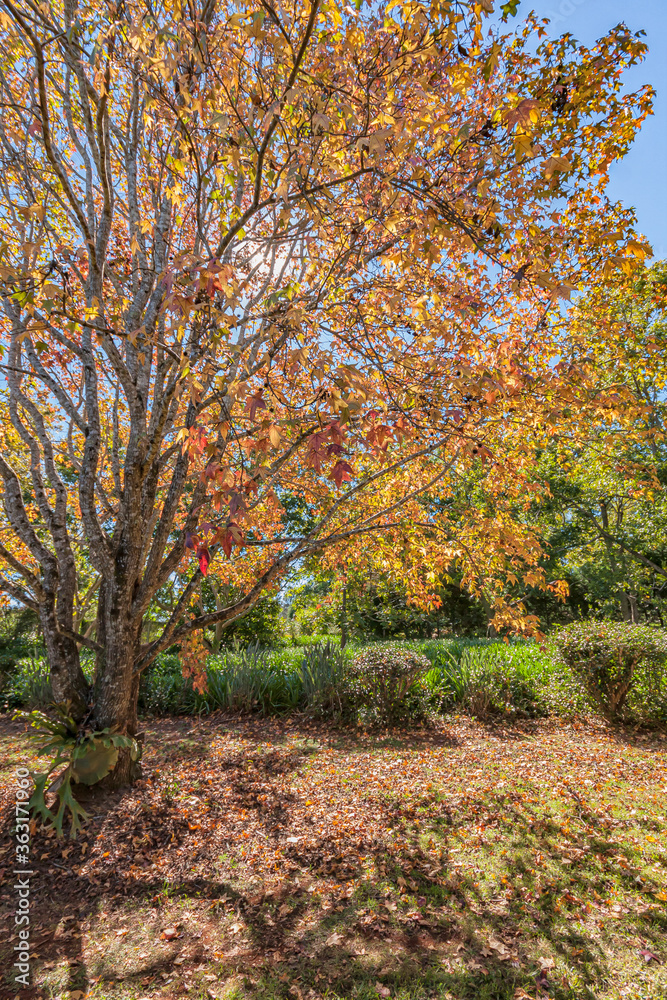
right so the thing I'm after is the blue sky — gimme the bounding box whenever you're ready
[518,0,666,259]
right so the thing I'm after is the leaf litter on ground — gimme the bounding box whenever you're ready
[0,713,665,999]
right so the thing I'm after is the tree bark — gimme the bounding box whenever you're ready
[39,602,89,718]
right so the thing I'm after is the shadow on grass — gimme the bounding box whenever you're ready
[0,715,665,1000]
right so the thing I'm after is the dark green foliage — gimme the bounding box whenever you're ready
[0,607,43,699]
[205,643,303,714]
[427,643,552,718]
[138,642,349,717]
[3,650,95,710]
[552,620,667,720]
[3,652,52,709]
[348,643,432,724]
[213,596,284,647]
[138,653,195,715]
[7,634,665,727]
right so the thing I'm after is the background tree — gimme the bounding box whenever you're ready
[523,263,667,624]
[0,0,653,781]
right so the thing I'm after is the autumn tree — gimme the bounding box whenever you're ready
[0,0,653,781]
[527,262,667,623]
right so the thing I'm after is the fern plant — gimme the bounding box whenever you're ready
[15,704,140,838]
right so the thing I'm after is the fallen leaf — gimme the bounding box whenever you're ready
[638,948,661,964]
[376,983,391,998]
[488,935,511,959]
[538,956,555,971]
[161,927,181,941]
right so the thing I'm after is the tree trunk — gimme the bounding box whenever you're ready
[480,595,497,638]
[599,501,635,622]
[92,577,143,788]
[40,603,89,718]
[94,623,141,729]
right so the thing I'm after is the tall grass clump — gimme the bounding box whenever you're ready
[425,641,569,718]
[300,640,350,717]
[138,640,354,717]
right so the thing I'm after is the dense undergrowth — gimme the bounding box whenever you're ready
[4,632,666,727]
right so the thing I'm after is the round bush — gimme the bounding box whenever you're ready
[552,621,667,720]
[348,643,431,724]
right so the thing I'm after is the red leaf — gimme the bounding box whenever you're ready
[221,530,233,558]
[246,392,266,421]
[638,949,661,964]
[197,544,210,575]
[307,431,328,472]
[28,119,42,137]
[215,522,243,558]
[329,460,354,487]
[184,531,198,550]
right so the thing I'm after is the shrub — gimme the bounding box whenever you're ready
[348,643,431,724]
[552,621,667,720]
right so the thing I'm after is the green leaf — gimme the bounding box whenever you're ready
[49,771,88,839]
[29,771,54,825]
[59,775,89,840]
[71,739,119,785]
[501,0,520,15]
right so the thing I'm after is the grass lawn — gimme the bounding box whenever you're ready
[1,714,666,1000]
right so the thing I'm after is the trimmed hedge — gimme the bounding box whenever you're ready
[552,621,667,721]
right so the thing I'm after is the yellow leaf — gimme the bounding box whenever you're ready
[543,155,572,179]
[514,134,534,158]
[625,240,651,260]
[268,425,282,448]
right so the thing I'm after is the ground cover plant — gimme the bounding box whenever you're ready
[1,714,666,1000]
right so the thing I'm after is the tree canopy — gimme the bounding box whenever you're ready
[0,0,655,773]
